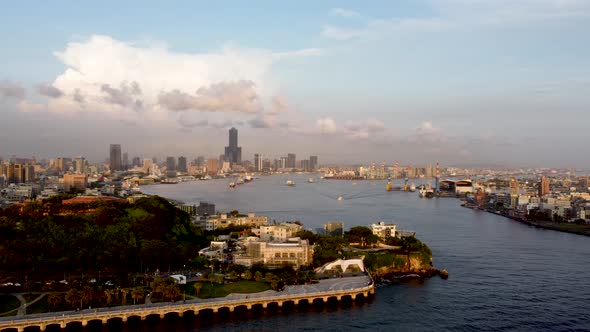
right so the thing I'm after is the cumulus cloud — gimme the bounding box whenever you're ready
[36,83,64,98]
[158,80,261,113]
[270,95,290,114]
[416,121,441,134]
[366,117,386,131]
[0,80,25,100]
[316,117,338,134]
[16,34,320,125]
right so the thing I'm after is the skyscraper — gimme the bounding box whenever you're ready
[509,177,519,196]
[224,127,242,164]
[254,153,262,172]
[74,157,86,174]
[178,156,187,173]
[122,152,129,170]
[166,156,176,172]
[309,156,318,171]
[109,144,122,171]
[539,176,550,197]
[287,153,296,169]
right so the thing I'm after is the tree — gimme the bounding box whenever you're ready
[243,270,252,281]
[65,289,81,309]
[47,293,62,311]
[345,226,373,247]
[120,288,129,305]
[163,284,180,301]
[229,271,238,281]
[254,271,263,282]
[131,288,144,305]
[193,283,202,298]
[81,286,94,308]
[104,289,115,306]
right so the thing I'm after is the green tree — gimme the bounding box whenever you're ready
[81,286,94,308]
[243,270,252,281]
[47,293,62,311]
[65,289,81,309]
[131,288,144,305]
[254,271,263,282]
[193,283,202,298]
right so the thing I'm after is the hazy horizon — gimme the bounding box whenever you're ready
[1,1,589,167]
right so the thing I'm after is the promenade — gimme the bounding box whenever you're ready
[0,276,374,332]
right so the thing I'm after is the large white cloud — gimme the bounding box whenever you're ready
[28,35,321,124]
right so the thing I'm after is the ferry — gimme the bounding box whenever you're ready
[229,182,236,188]
[337,196,343,201]
[244,175,253,183]
[161,178,179,184]
[286,180,296,186]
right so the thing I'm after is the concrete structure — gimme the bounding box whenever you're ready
[324,221,344,236]
[258,223,303,242]
[0,277,374,332]
[539,176,550,197]
[316,259,366,274]
[63,174,88,192]
[309,156,318,171]
[195,213,267,231]
[287,153,296,169]
[234,238,312,269]
[370,221,397,239]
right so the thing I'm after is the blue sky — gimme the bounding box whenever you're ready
[1,1,589,167]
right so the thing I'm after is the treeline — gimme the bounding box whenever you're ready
[0,195,209,280]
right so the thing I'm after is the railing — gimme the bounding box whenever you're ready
[0,284,373,329]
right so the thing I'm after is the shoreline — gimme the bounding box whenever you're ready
[462,204,590,237]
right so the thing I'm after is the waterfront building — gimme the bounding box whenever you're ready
[109,144,122,171]
[287,153,296,169]
[324,221,344,236]
[142,159,154,174]
[206,159,218,176]
[178,156,187,173]
[63,173,88,192]
[280,157,287,169]
[310,156,318,171]
[254,153,262,172]
[257,223,303,242]
[510,178,520,196]
[224,127,242,165]
[166,156,176,172]
[234,237,312,269]
[370,221,397,239]
[196,202,216,216]
[539,176,550,197]
[301,159,310,172]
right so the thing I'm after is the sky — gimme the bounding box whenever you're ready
[1,0,589,167]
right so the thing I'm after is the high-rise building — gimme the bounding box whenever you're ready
[122,153,129,170]
[13,164,25,183]
[309,156,318,171]
[206,159,219,176]
[509,177,519,196]
[254,154,262,172]
[143,159,154,174]
[301,159,310,172]
[539,176,550,197]
[57,157,70,172]
[196,156,205,167]
[24,164,35,183]
[132,157,141,167]
[64,173,88,192]
[224,127,242,164]
[74,157,86,174]
[287,153,296,169]
[280,157,287,169]
[109,144,122,171]
[177,156,188,173]
[166,156,176,172]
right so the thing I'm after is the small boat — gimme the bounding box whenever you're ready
[337,196,343,201]
[236,178,244,185]
[425,189,434,198]
[308,178,315,183]
[409,183,416,192]
[161,178,179,184]
[229,182,236,188]
[244,175,253,183]
[418,186,427,197]
[386,182,393,192]
[286,180,296,186]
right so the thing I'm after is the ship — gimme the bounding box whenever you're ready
[337,196,343,201]
[409,183,416,192]
[386,181,393,192]
[286,180,296,186]
[418,185,427,197]
[229,182,236,188]
[308,178,315,183]
[236,178,244,185]
[161,178,179,184]
[244,175,253,183]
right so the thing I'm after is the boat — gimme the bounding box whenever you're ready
[425,189,435,198]
[286,180,296,186]
[229,182,236,188]
[418,186,427,197]
[161,178,179,184]
[409,183,416,192]
[308,178,315,183]
[386,182,393,192]
[236,178,244,185]
[337,196,343,201]
[244,175,253,183]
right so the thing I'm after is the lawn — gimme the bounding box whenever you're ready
[186,281,270,299]
[0,295,20,316]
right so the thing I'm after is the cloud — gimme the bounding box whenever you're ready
[0,80,25,100]
[270,95,290,114]
[17,100,45,113]
[158,80,261,113]
[366,117,386,132]
[316,117,338,134]
[249,117,272,128]
[322,18,451,40]
[101,82,142,109]
[416,121,440,134]
[36,83,64,98]
[329,8,361,18]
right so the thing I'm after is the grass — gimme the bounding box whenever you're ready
[22,293,38,303]
[186,281,270,299]
[0,295,20,316]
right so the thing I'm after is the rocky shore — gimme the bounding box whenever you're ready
[370,257,448,284]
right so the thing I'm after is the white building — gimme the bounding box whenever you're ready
[370,221,397,239]
[234,238,312,269]
[257,223,303,242]
[195,213,268,231]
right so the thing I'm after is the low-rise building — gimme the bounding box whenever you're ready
[257,223,302,242]
[234,237,312,269]
[195,212,267,231]
[370,221,397,239]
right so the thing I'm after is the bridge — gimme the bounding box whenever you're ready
[0,276,374,332]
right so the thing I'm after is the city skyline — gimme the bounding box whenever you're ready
[1,1,590,167]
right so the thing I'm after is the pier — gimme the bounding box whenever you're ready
[0,276,374,332]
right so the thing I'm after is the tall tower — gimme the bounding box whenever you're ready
[109,144,122,171]
[435,161,440,192]
[539,176,550,197]
[224,127,242,164]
